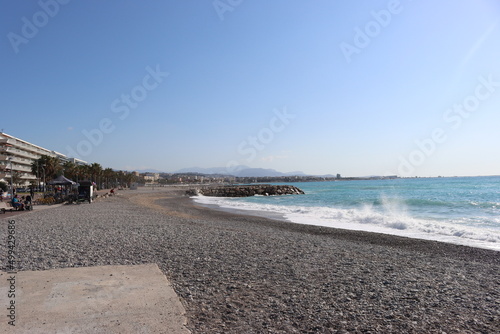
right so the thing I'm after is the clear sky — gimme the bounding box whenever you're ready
[1,0,499,177]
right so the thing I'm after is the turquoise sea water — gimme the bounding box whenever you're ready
[193,176,500,251]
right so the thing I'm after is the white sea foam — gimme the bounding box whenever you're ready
[192,195,500,251]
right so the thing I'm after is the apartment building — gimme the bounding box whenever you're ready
[0,132,87,187]
[142,172,160,183]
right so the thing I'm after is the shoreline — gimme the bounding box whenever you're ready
[190,192,500,253]
[146,189,499,263]
[189,189,500,252]
[2,187,499,333]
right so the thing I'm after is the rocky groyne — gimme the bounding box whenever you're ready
[186,184,305,197]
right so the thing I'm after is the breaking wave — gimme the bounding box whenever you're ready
[192,195,500,251]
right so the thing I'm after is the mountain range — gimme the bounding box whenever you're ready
[174,166,308,177]
[135,166,311,177]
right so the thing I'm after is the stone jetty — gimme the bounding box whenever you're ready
[186,184,305,197]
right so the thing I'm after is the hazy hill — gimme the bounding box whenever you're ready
[174,166,307,177]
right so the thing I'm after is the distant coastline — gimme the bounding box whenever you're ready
[139,172,500,187]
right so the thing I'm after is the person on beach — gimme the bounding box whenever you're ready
[24,195,32,210]
[11,195,24,210]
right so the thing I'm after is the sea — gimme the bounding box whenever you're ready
[192,176,500,251]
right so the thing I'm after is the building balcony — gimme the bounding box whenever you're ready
[0,155,33,166]
[0,138,16,145]
[12,165,33,173]
[17,143,52,156]
[0,147,39,160]
[0,138,49,155]
[0,171,35,178]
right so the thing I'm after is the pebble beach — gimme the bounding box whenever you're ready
[1,187,499,333]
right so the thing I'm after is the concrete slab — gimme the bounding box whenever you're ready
[0,264,191,333]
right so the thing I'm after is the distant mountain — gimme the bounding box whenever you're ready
[135,168,164,173]
[174,166,249,175]
[233,168,307,177]
[135,166,334,178]
[174,166,307,177]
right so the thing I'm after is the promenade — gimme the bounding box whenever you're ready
[0,190,190,334]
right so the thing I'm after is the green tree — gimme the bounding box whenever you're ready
[102,167,115,189]
[62,161,78,181]
[76,164,91,181]
[31,155,63,181]
[89,163,103,188]
[114,170,137,188]
[125,171,138,187]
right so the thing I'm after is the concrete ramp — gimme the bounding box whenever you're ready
[0,264,191,333]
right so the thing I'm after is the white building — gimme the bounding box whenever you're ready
[143,172,160,183]
[0,132,87,188]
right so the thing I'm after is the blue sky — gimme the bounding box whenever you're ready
[1,0,499,177]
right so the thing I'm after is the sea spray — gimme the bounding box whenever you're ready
[192,176,500,251]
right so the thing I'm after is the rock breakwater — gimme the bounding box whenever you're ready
[186,184,305,197]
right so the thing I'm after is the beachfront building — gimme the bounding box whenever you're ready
[0,132,87,188]
[142,172,160,183]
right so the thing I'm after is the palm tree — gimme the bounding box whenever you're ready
[76,164,91,182]
[89,163,103,188]
[31,156,63,191]
[123,171,137,188]
[62,161,78,181]
[102,168,115,189]
[48,157,63,179]
[114,170,134,188]
[31,155,62,181]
